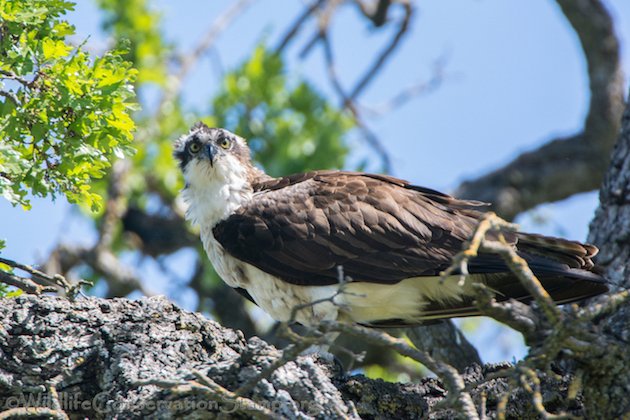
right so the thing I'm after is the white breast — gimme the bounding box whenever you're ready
[182,155,341,325]
[182,155,252,228]
[200,232,341,326]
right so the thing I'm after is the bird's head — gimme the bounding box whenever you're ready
[173,123,255,188]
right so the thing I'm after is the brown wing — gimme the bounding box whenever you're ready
[213,171,491,286]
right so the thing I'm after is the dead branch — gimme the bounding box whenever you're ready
[349,0,413,101]
[0,270,55,295]
[275,0,326,53]
[159,0,255,113]
[0,256,87,298]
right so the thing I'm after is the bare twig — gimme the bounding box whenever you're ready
[578,289,630,321]
[42,244,152,298]
[440,213,561,326]
[361,53,450,117]
[348,0,413,101]
[279,0,415,172]
[136,371,275,419]
[0,269,55,295]
[455,0,623,220]
[321,32,393,172]
[275,0,326,53]
[159,0,255,112]
[481,239,562,326]
[299,0,342,59]
[0,256,88,298]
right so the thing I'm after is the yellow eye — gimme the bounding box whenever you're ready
[219,138,231,149]
[189,142,201,153]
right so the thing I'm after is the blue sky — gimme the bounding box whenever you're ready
[2,0,629,363]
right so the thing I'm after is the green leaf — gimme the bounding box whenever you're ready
[41,38,72,60]
[0,0,138,212]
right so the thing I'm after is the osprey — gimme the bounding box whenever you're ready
[174,123,608,327]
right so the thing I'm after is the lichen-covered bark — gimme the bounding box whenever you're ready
[0,296,354,419]
[0,295,582,419]
[584,87,630,417]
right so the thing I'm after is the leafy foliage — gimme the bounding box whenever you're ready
[96,0,168,85]
[0,0,137,211]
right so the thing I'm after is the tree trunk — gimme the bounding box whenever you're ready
[582,87,630,416]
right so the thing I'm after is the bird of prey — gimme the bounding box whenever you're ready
[174,123,608,327]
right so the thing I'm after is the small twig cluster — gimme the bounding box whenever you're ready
[275,0,448,173]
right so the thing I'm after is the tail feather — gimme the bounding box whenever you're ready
[414,272,608,324]
[362,233,608,328]
[414,233,608,325]
[515,232,598,269]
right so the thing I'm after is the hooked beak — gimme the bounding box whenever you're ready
[205,143,217,166]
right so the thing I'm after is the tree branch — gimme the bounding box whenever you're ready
[348,0,413,101]
[274,0,326,53]
[159,0,255,114]
[454,0,624,221]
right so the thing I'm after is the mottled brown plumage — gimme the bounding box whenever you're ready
[214,171,601,286]
[176,124,608,326]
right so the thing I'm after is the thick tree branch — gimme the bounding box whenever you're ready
[0,295,589,419]
[455,0,624,220]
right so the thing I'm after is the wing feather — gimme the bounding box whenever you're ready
[213,171,482,286]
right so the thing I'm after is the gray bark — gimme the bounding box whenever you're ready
[0,295,579,419]
[582,86,630,416]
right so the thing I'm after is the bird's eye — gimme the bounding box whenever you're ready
[189,142,201,153]
[219,138,231,150]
